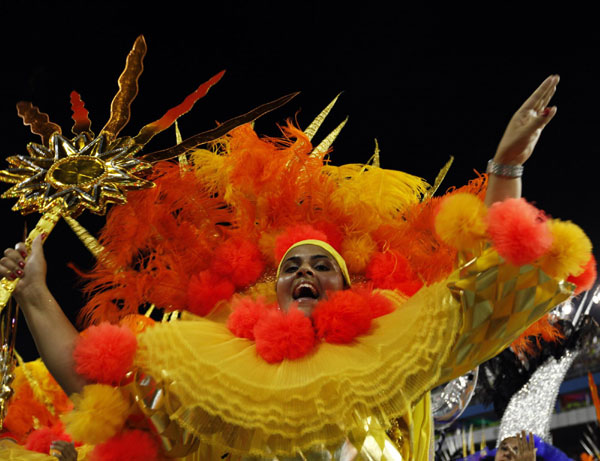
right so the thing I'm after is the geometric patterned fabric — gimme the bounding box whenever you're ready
[439,247,573,384]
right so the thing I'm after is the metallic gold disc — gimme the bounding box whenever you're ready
[46,155,107,189]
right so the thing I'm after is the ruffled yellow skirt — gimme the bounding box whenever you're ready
[134,281,462,457]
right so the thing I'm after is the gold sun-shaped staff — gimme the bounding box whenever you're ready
[0,35,229,309]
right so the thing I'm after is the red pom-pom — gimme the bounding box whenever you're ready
[313,221,343,251]
[73,323,137,385]
[568,254,597,295]
[365,250,423,296]
[313,290,373,343]
[212,238,265,287]
[487,198,553,265]
[186,270,235,316]
[274,225,328,262]
[90,430,160,461]
[25,423,71,454]
[364,291,395,318]
[254,308,315,363]
[227,297,275,339]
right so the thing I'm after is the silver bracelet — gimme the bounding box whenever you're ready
[486,159,523,178]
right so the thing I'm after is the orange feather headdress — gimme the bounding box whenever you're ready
[78,105,484,326]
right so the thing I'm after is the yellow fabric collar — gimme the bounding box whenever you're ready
[276,239,351,287]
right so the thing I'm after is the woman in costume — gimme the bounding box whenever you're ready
[0,74,596,461]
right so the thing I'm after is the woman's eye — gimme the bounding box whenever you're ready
[284,266,298,273]
[315,264,330,271]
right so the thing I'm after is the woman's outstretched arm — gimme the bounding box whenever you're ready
[485,75,559,206]
[0,236,87,395]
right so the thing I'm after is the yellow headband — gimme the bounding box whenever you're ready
[276,239,351,287]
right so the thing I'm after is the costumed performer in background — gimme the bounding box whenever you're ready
[0,74,596,461]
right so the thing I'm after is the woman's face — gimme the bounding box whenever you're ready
[276,244,345,316]
[495,437,519,461]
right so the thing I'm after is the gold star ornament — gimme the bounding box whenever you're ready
[2,132,152,216]
[0,34,228,302]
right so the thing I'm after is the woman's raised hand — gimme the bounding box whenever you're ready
[485,75,559,206]
[494,75,559,166]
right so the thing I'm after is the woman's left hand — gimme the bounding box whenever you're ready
[493,75,559,166]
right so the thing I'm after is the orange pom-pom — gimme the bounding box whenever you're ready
[274,225,328,262]
[254,308,315,363]
[212,238,265,288]
[73,323,137,385]
[186,270,235,316]
[90,429,160,461]
[365,250,423,296]
[312,290,372,343]
[25,423,71,454]
[487,198,552,265]
[568,254,597,295]
[341,234,377,274]
[227,297,275,339]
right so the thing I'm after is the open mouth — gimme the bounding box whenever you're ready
[292,282,320,301]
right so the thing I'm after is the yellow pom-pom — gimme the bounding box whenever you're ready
[61,384,130,445]
[538,219,592,279]
[341,233,378,273]
[434,193,487,250]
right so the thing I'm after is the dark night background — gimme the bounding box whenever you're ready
[0,3,598,361]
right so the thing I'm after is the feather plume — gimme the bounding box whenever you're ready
[322,163,428,230]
